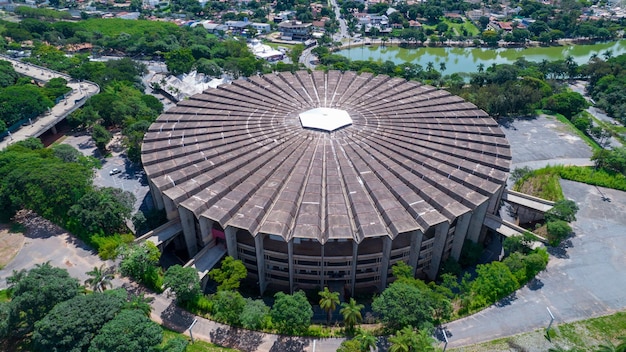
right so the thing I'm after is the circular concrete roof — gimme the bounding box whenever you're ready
[142,71,511,244]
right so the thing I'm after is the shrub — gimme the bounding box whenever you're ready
[546,220,572,246]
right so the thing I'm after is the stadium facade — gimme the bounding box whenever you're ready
[142,70,511,294]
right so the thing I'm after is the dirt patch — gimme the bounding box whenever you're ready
[0,224,25,269]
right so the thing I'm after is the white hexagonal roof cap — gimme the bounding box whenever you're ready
[299,108,352,132]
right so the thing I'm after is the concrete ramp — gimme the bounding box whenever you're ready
[135,219,182,250]
[184,244,227,289]
[502,189,555,213]
[484,214,548,243]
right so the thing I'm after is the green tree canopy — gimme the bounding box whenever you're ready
[542,91,589,119]
[212,290,246,326]
[208,256,247,291]
[7,263,81,337]
[372,281,436,331]
[33,289,127,352]
[68,187,135,236]
[88,309,162,352]
[471,262,519,305]
[270,290,313,335]
[545,199,579,223]
[163,265,201,304]
[119,242,161,285]
[388,326,436,352]
[240,298,270,330]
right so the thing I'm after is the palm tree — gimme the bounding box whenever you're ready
[340,298,364,333]
[603,49,613,60]
[426,61,434,71]
[477,63,485,73]
[439,62,446,73]
[84,264,113,292]
[355,330,377,352]
[318,287,340,325]
[388,326,435,352]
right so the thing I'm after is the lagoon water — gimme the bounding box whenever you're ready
[336,40,626,75]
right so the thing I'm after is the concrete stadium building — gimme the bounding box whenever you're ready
[141,70,511,294]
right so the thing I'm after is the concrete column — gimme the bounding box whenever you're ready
[179,206,198,257]
[408,230,423,276]
[198,217,214,248]
[148,180,164,210]
[350,241,358,296]
[255,234,267,295]
[379,236,392,292]
[288,240,294,294]
[225,226,238,259]
[320,243,326,289]
[467,201,488,243]
[451,212,472,261]
[426,221,450,280]
[163,195,178,220]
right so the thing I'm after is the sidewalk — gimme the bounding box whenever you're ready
[148,292,344,352]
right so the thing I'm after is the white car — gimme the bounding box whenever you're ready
[109,168,121,176]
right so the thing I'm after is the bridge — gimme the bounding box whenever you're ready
[0,55,100,149]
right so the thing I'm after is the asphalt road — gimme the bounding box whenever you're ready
[445,179,626,348]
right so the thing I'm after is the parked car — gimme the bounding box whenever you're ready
[109,168,121,175]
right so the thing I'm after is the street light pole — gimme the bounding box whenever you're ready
[546,307,555,339]
[188,318,198,344]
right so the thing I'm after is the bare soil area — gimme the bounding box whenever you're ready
[0,224,25,270]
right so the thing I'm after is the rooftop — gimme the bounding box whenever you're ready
[142,71,511,244]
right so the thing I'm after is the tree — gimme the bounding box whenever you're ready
[88,309,163,352]
[372,282,435,331]
[502,231,536,255]
[545,199,579,223]
[471,262,519,304]
[164,48,195,76]
[388,326,436,352]
[270,291,313,335]
[52,143,82,163]
[392,261,414,280]
[85,264,114,292]
[68,187,136,236]
[319,287,340,325]
[208,256,247,291]
[340,298,364,333]
[33,290,127,352]
[240,298,270,330]
[7,263,81,337]
[546,220,572,246]
[92,124,112,152]
[354,330,377,352]
[119,242,161,285]
[289,44,305,65]
[125,293,153,317]
[163,264,201,304]
[542,92,588,119]
[212,290,246,325]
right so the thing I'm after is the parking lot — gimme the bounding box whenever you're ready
[61,133,151,214]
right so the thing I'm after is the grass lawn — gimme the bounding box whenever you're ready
[450,311,626,351]
[422,18,480,37]
[161,329,239,352]
[514,167,564,201]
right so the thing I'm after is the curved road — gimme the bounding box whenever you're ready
[0,56,100,150]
